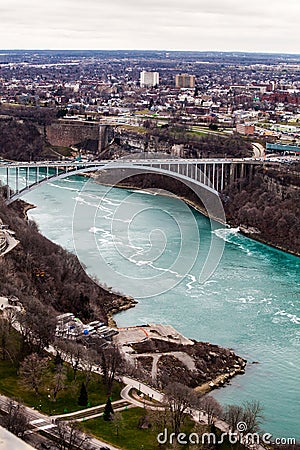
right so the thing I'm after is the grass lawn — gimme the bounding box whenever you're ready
[0,358,123,416]
[83,407,166,450]
[134,109,150,115]
[187,130,207,137]
[82,407,246,450]
[82,407,200,450]
[120,125,147,133]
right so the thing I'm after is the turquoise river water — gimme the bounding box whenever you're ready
[2,172,299,439]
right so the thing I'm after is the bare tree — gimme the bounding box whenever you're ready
[19,353,49,395]
[242,400,264,433]
[225,401,264,434]
[0,317,18,363]
[3,307,18,333]
[113,411,125,436]
[164,382,196,436]
[17,299,56,356]
[81,347,97,389]
[147,407,172,433]
[61,341,85,381]
[198,395,223,426]
[55,421,91,450]
[0,318,9,361]
[51,365,67,402]
[17,311,33,356]
[225,404,245,432]
[0,400,29,439]
[98,344,123,395]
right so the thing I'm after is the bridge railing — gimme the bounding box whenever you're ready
[0,158,254,204]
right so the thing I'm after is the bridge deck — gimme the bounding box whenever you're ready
[0,158,259,204]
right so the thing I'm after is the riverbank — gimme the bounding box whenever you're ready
[22,202,36,219]
[91,177,227,225]
[195,365,246,395]
[92,172,300,258]
[238,225,300,258]
[107,297,138,327]
[119,328,247,394]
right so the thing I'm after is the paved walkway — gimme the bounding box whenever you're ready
[0,231,19,257]
[121,376,164,403]
[0,394,120,450]
[252,142,265,158]
[51,398,133,422]
[131,351,196,382]
[0,311,267,450]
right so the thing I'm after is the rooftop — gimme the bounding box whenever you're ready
[0,426,35,450]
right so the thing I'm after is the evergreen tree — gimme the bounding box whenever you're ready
[103,397,114,421]
[54,352,63,368]
[78,382,88,407]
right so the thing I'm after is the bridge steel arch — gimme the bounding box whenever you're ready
[3,160,226,204]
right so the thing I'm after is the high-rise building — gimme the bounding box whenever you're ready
[175,73,196,88]
[140,71,159,87]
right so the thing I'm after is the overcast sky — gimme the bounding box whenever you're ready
[0,0,299,53]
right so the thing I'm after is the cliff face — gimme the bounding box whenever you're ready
[223,164,300,255]
[113,126,252,157]
[113,128,174,154]
[0,117,51,161]
[262,165,300,197]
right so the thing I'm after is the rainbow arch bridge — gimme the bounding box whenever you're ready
[0,157,258,205]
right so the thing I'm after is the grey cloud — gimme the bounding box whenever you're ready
[0,0,299,52]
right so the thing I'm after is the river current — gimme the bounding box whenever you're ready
[2,172,299,439]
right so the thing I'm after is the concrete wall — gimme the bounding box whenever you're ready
[46,121,110,152]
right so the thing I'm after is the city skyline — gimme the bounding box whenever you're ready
[0,0,299,54]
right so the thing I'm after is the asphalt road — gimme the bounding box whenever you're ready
[0,395,119,450]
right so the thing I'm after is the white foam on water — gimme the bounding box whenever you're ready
[226,296,271,305]
[274,309,300,325]
[128,189,155,196]
[101,197,122,207]
[186,273,197,291]
[48,182,79,192]
[213,227,253,256]
[89,226,105,234]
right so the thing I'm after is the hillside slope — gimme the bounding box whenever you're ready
[0,194,135,322]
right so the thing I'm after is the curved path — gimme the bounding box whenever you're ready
[130,351,196,382]
[252,142,265,158]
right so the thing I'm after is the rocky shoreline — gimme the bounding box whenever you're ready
[128,335,247,394]
[107,297,138,327]
[195,365,246,395]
